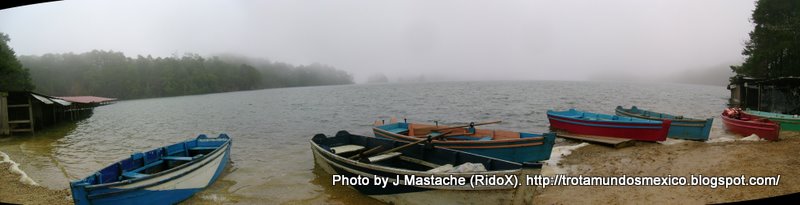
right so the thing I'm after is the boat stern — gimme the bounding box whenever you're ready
[700,118,714,140]
[529,132,556,160]
[657,120,671,141]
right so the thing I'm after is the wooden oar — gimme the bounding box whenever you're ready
[359,131,453,161]
[432,120,502,132]
[349,145,384,160]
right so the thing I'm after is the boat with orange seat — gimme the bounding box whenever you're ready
[372,120,555,164]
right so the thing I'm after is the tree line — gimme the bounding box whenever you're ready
[0,33,34,91]
[731,0,799,78]
[16,50,353,99]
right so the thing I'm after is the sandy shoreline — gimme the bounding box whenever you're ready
[536,137,800,204]
[0,162,72,205]
[2,136,799,204]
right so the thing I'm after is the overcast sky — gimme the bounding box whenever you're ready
[0,0,756,83]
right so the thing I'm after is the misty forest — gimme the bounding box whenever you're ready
[1,0,798,100]
[19,51,353,99]
[0,33,355,99]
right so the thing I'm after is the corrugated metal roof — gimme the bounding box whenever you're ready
[31,93,54,105]
[50,98,72,106]
[21,91,114,105]
[56,96,117,104]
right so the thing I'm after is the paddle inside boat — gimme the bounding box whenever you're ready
[721,108,780,141]
[372,120,555,164]
[69,134,232,205]
[615,106,713,141]
[311,131,528,204]
[547,108,670,142]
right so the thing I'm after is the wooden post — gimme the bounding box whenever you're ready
[28,96,34,134]
[1,92,9,135]
[757,84,762,111]
[741,81,746,107]
[52,104,56,124]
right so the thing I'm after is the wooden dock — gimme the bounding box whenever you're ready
[1,91,116,135]
[556,132,635,148]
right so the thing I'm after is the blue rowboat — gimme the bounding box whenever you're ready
[373,121,555,165]
[311,131,528,205]
[615,106,713,141]
[69,134,232,205]
[547,109,671,141]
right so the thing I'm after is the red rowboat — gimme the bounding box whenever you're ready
[547,109,671,142]
[721,108,780,141]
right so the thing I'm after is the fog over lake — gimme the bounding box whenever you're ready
[0,0,755,84]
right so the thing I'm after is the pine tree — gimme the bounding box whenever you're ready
[731,0,800,78]
[0,33,35,91]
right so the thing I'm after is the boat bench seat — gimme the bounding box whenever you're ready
[127,160,164,174]
[447,136,493,141]
[385,127,409,134]
[330,145,365,154]
[162,156,193,161]
[367,152,402,163]
[121,160,165,179]
[189,147,218,151]
[121,172,150,179]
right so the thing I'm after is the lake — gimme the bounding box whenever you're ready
[0,81,730,204]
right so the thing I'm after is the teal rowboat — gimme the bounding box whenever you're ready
[615,106,712,141]
[743,109,800,131]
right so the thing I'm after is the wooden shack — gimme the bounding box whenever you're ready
[0,91,116,135]
[728,75,800,114]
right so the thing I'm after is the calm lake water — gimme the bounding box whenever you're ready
[0,81,730,204]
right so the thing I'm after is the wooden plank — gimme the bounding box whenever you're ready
[188,147,218,151]
[1,93,8,135]
[10,129,33,132]
[330,145,365,154]
[410,124,438,136]
[8,120,31,124]
[367,152,402,163]
[398,156,440,168]
[28,97,33,134]
[122,172,150,179]
[162,156,193,161]
[556,132,634,148]
[128,160,165,173]
[7,104,30,108]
